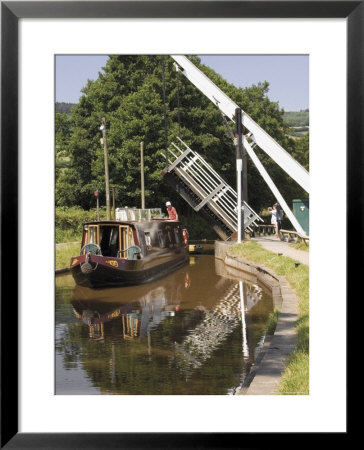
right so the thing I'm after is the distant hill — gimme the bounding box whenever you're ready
[56,102,76,114]
[283,109,309,127]
[283,109,309,137]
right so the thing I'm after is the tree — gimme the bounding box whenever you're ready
[55,112,72,181]
[56,55,309,214]
[292,133,309,171]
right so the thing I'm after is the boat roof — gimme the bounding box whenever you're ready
[83,208,182,228]
[83,219,181,226]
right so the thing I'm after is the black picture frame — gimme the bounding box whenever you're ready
[1,1,357,447]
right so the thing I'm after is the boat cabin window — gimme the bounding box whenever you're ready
[157,230,165,248]
[157,225,181,249]
[88,225,99,244]
[118,225,134,258]
[99,226,120,257]
[174,227,180,244]
[144,232,152,250]
[83,224,134,258]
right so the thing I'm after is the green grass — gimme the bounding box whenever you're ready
[290,242,309,252]
[56,243,80,270]
[229,240,309,395]
[266,308,281,335]
[55,228,81,244]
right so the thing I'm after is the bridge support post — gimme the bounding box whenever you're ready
[235,108,244,242]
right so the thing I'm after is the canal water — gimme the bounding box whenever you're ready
[56,254,273,395]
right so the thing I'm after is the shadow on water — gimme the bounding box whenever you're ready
[55,254,273,395]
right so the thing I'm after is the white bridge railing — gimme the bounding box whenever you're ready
[166,137,263,234]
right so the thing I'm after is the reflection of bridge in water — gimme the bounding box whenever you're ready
[173,281,264,377]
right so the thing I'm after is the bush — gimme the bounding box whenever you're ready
[179,214,218,240]
[55,206,106,243]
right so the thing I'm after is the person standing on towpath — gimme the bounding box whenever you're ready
[275,203,283,232]
[268,205,278,235]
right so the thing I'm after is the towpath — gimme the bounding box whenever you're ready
[252,235,309,266]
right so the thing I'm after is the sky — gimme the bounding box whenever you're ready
[55,54,309,111]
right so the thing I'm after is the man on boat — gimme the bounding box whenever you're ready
[166,201,178,221]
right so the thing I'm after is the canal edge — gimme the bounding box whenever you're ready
[215,240,299,395]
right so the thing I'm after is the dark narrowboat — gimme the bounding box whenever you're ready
[70,208,189,288]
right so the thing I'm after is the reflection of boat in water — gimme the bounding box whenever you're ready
[71,284,181,340]
[69,208,189,289]
[71,255,229,340]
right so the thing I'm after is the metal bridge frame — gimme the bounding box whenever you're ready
[171,55,309,235]
[165,137,263,238]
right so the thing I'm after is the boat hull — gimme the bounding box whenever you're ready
[70,252,189,289]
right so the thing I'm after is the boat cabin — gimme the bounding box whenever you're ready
[80,208,186,260]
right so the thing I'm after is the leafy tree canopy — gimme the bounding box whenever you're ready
[56,55,308,213]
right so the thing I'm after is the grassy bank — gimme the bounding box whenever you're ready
[56,243,80,270]
[55,207,102,243]
[290,242,309,252]
[229,240,309,395]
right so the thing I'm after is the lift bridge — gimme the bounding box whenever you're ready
[162,137,263,241]
[165,55,309,237]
